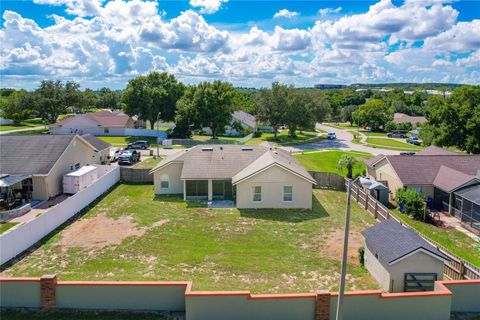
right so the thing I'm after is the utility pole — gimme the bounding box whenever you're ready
[336,179,352,320]
[156,111,161,158]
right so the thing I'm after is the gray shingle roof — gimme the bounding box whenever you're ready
[151,145,316,184]
[362,220,448,264]
[1,135,76,175]
[232,111,256,128]
[81,134,111,151]
[455,184,480,205]
[416,146,459,156]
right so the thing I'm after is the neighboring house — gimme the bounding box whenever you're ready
[50,110,135,136]
[393,113,427,127]
[362,220,448,293]
[81,134,111,164]
[0,117,13,125]
[150,145,316,209]
[0,135,103,200]
[364,146,480,232]
[201,111,257,136]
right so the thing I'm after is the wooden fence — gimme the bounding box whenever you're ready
[120,167,153,184]
[348,181,480,281]
[309,172,345,191]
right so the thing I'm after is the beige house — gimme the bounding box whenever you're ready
[150,145,316,209]
[362,220,448,293]
[50,110,135,136]
[0,135,109,200]
[393,113,427,127]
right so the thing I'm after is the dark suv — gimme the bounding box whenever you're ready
[117,149,141,165]
[127,140,149,149]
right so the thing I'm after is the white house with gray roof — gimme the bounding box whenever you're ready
[150,145,316,209]
[362,220,448,293]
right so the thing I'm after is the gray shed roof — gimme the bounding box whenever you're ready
[455,184,480,205]
[0,135,92,175]
[362,220,448,264]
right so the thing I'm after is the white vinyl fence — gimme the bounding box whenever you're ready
[0,165,120,265]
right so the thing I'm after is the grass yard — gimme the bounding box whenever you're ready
[365,137,423,151]
[324,123,358,130]
[134,157,163,169]
[394,210,480,266]
[0,309,171,320]
[5,128,49,135]
[0,124,32,131]
[295,150,372,177]
[191,135,243,142]
[246,130,321,146]
[1,185,378,293]
[98,136,159,147]
[0,222,18,234]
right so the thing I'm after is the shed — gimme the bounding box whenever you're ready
[359,177,389,205]
[361,220,448,293]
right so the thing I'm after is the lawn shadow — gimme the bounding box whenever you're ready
[238,196,329,223]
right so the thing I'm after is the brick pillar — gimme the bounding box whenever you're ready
[40,275,57,310]
[315,291,331,320]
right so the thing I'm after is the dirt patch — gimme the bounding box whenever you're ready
[324,229,364,265]
[59,215,168,251]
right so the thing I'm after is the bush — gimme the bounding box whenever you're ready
[396,188,426,220]
[358,246,365,266]
[384,121,397,132]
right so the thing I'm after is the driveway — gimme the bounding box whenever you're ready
[279,124,402,155]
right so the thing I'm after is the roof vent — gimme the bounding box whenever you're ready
[202,147,214,151]
[241,147,253,151]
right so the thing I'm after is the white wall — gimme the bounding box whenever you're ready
[0,281,41,308]
[446,282,480,312]
[0,165,120,265]
[364,243,391,292]
[153,163,184,195]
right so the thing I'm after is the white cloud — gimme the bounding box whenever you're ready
[33,0,103,16]
[318,7,342,17]
[273,9,299,19]
[189,0,228,14]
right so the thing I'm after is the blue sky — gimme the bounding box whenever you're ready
[1,0,479,89]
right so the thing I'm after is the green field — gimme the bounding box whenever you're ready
[0,222,18,234]
[191,135,243,142]
[295,150,372,177]
[0,125,32,131]
[324,123,358,130]
[1,185,378,293]
[4,128,49,135]
[394,210,480,267]
[365,137,423,151]
[134,157,163,169]
[98,136,159,147]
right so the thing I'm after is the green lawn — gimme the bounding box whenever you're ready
[134,157,163,169]
[4,128,49,135]
[1,185,378,293]
[246,130,321,146]
[394,210,480,267]
[324,123,358,130]
[0,222,18,234]
[365,137,423,151]
[0,309,170,320]
[191,135,243,142]
[98,136,159,147]
[0,125,32,131]
[295,150,372,177]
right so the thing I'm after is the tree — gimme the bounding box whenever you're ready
[336,154,359,179]
[421,86,480,153]
[64,81,82,112]
[81,88,97,110]
[35,80,67,123]
[341,105,358,125]
[396,188,426,221]
[123,72,184,129]
[96,87,120,110]
[0,90,34,125]
[172,86,197,138]
[352,99,392,131]
[256,82,290,139]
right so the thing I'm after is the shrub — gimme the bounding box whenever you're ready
[396,188,426,220]
[358,246,365,266]
[384,121,397,132]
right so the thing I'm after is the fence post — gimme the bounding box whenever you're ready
[40,275,57,311]
[316,291,331,320]
[374,201,378,219]
[459,262,465,280]
[365,194,369,210]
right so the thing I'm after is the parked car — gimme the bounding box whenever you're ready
[127,140,149,150]
[117,149,141,165]
[406,137,422,145]
[387,131,407,138]
[109,147,123,162]
[327,132,336,140]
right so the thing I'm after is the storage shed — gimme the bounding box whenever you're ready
[362,220,448,293]
[63,166,98,194]
[359,177,389,206]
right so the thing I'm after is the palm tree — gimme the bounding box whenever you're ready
[337,154,359,179]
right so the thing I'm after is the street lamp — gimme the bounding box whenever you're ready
[156,111,161,158]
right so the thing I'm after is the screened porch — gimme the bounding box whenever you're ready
[184,179,234,201]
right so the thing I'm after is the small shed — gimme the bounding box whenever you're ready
[361,220,448,293]
[359,177,389,205]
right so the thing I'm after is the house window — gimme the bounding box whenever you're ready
[252,186,262,202]
[104,128,109,134]
[160,175,169,189]
[283,186,293,202]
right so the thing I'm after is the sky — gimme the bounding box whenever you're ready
[1,0,479,90]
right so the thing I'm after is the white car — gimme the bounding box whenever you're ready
[327,132,336,140]
[109,147,123,162]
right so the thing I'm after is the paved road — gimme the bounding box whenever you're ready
[0,126,45,135]
[280,124,401,155]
